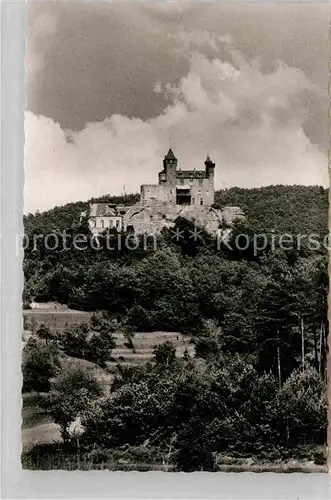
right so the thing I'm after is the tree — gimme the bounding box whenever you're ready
[195,337,219,359]
[29,316,38,334]
[168,217,209,257]
[37,366,102,443]
[153,341,176,366]
[274,366,327,446]
[86,331,116,367]
[61,322,116,367]
[126,305,154,331]
[90,310,119,333]
[83,377,178,449]
[22,338,60,393]
[36,323,54,341]
[175,416,216,472]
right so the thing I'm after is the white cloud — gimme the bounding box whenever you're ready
[24,34,328,213]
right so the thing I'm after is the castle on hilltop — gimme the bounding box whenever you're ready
[141,149,215,207]
[83,149,244,236]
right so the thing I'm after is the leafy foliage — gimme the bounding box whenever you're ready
[214,185,328,235]
[61,323,116,367]
[37,366,102,442]
[22,186,328,469]
[153,341,176,366]
[22,338,60,393]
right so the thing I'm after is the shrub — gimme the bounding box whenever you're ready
[125,305,154,331]
[22,338,60,393]
[175,417,216,472]
[61,323,116,367]
[153,341,176,366]
[195,337,219,358]
[87,331,116,367]
[313,450,326,465]
[61,323,90,359]
[36,324,55,341]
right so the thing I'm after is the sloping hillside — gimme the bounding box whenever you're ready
[214,185,328,235]
[23,186,328,235]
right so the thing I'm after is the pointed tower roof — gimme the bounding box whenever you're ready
[205,154,214,164]
[164,148,177,160]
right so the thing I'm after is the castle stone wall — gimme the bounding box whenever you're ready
[189,178,214,206]
[141,184,175,204]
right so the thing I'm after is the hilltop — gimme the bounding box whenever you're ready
[24,185,328,236]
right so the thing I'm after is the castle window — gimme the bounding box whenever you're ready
[192,197,195,204]
[200,199,203,206]
[91,220,96,228]
[180,178,184,185]
[100,220,104,228]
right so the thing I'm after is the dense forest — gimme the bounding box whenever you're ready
[22,185,328,471]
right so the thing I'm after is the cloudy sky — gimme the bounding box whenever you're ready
[25,1,329,213]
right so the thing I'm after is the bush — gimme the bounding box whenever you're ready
[175,417,216,472]
[61,323,90,359]
[61,323,116,367]
[86,331,116,367]
[125,305,154,331]
[195,337,219,359]
[36,324,55,341]
[22,338,60,393]
[313,450,326,465]
[153,341,176,366]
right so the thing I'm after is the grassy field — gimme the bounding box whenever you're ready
[23,308,92,332]
[22,394,62,450]
[23,308,194,364]
[110,331,194,366]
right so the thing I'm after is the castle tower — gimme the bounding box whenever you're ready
[205,155,215,180]
[163,148,177,187]
[204,155,215,206]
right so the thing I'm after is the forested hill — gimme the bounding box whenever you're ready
[214,185,328,236]
[22,184,329,469]
[24,186,328,236]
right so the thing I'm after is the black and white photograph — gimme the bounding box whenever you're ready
[21,1,329,473]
